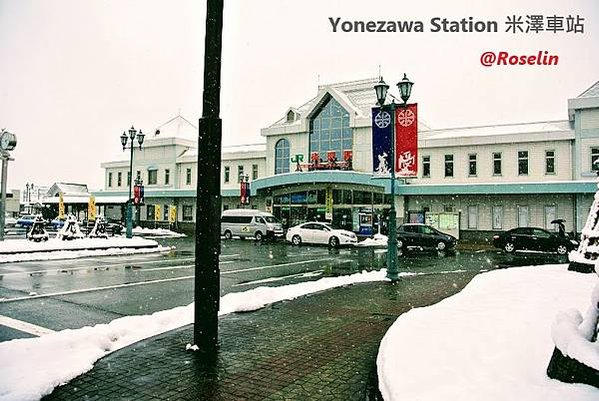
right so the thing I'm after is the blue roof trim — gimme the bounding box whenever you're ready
[251,171,387,195]
[92,188,241,198]
[396,181,598,195]
[92,180,598,199]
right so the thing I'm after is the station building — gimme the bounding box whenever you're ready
[95,78,599,240]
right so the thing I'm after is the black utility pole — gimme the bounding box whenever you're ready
[194,0,224,354]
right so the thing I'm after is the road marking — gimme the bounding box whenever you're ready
[0,254,241,276]
[0,315,55,336]
[0,258,340,303]
[221,258,336,275]
[233,270,324,287]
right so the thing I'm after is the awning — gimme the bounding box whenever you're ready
[95,196,129,204]
[42,196,90,204]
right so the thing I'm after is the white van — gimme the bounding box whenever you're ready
[221,209,284,241]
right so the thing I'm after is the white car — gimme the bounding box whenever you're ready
[286,222,357,248]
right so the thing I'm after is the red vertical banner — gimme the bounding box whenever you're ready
[395,103,418,176]
[240,181,246,204]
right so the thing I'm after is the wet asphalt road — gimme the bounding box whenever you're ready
[0,236,569,342]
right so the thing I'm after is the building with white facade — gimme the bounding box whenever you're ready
[95,78,599,240]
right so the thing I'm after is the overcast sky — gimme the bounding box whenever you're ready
[0,0,598,191]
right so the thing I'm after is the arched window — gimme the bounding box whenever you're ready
[309,96,351,161]
[274,138,290,174]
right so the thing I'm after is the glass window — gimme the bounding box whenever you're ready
[309,96,352,161]
[164,169,170,185]
[545,205,556,231]
[592,148,599,171]
[545,150,555,174]
[146,205,155,220]
[148,170,157,185]
[468,154,477,176]
[333,189,342,204]
[224,166,230,183]
[275,139,290,174]
[163,206,169,221]
[342,189,352,204]
[444,155,454,177]
[373,192,383,204]
[108,172,113,187]
[117,172,122,187]
[252,164,259,180]
[237,165,244,182]
[183,205,193,221]
[128,171,132,185]
[493,152,502,175]
[492,206,503,230]
[422,156,430,178]
[518,205,529,227]
[467,206,478,229]
[186,168,192,185]
[518,151,529,175]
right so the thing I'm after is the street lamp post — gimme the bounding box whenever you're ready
[0,129,17,241]
[374,74,414,282]
[120,126,145,238]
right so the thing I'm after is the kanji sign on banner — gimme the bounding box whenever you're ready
[169,206,177,223]
[395,103,418,176]
[371,106,393,177]
[240,181,250,205]
[155,204,162,221]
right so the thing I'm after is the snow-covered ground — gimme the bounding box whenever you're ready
[377,264,599,401]
[132,226,186,238]
[0,268,413,401]
[357,233,388,247]
[0,237,171,263]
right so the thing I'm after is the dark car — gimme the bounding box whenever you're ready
[492,227,578,255]
[16,215,36,228]
[397,223,457,252]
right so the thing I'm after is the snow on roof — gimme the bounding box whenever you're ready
[577,81,599,99]
[176,143,267,161]
[223,143,266,153]
[267,77,430,131]
[150,115,197,141]
[47,182,89,197]
[421,120,572,140]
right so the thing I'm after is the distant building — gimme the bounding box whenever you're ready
[96,79,599,240]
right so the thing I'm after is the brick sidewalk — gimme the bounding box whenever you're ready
[44,271,477,401]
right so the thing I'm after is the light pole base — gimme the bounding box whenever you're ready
[126,203,133,239]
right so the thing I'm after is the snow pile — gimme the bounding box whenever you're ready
[356,233,388,247]
[0,268,397,401]
[0,238,170,263]
[132,226,186,238]
[551,283,599,370]
[377,265,599,401]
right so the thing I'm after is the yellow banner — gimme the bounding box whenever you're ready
[168,206,177,223]
[88,195,96,221]
[58,193,65,219]
[155,205,162,221]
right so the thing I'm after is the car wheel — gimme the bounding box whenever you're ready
[292,235,302,246]
[255,231,263,241]
[328,236,339,248]
[557,244,568,255]
[224,230,232,240]
[436,241,446,251]
[504,242,515,253]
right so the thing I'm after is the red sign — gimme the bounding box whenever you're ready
[395,103,418,176]
[240,181,250,205]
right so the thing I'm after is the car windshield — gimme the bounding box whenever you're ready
[264,216,277,223]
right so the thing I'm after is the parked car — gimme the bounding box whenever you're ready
[286,222,357,248]
[51,217,66,229]
[16,215,36,228]
[397,223,457,252]
[221,209,284,241]
[492,227,578,255]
